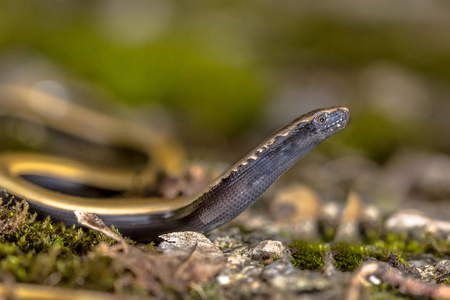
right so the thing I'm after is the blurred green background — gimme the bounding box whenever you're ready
[1,0,450,171]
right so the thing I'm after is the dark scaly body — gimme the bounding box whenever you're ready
[0,106,349,241]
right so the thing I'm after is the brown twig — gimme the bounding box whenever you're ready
[347,261,450,300]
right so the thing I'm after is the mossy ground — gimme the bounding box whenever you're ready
[291,233,450,299]
[290,241,326,270]
[291,232,449,273]
[0,199,157,296]
[1,199,448,299]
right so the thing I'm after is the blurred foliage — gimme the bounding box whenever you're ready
[0,0,450,159]
[263,15,450,81]
[0,1,268,139]
[341,110,434,163]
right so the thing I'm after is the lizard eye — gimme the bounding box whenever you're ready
[317,115,326,123]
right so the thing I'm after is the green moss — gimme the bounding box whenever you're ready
[290,241,326,270]
[0,200,131,254]
[332,243,365,272]
[0,240,163,294]
[290,233,449,273]
[290,242,368,272]
[372,233,448,259]
[0,199,155,294]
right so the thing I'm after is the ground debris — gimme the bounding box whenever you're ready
[388,253,420,277]
[75,213,226,295]
[435,260,450,283]
[347,260,450,300]
[0,192,33,235]
[93,231,226,294]
[386,209,450,245]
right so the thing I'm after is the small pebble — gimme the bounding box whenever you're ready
[368,275,381,285]
[435,260,450,276]
[253,240,290,261]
